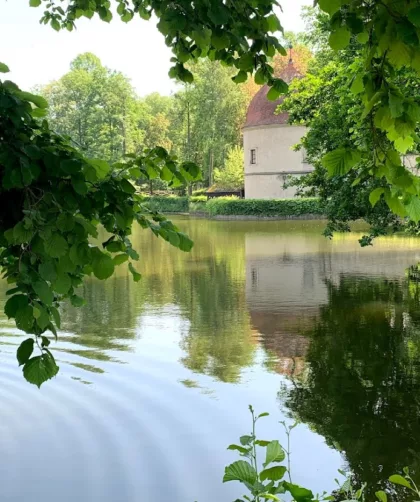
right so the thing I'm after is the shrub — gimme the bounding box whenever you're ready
[192,188,208,196]
[189,200,208,213]
[213,146,244,191]
[189,195,207,202]
[206,197,323,216]
[142,195,189,213]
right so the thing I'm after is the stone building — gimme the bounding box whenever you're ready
[243,62,313,199]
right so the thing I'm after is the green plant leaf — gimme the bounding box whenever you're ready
[17,338,34,366]
[15,305,34,332]
[329,27,351,50]
[227,444,249,454]
[223,460,257,485]
[5,294,29,318]
[30,0,42,5]
[50,306,61,330]
[389,475,412,489]
[23,353,59,388]
[318,0,342,15]
[128,262,142,282]
[283,482,314,501]
[113,254,129,266]
[384,192,406,217]
[39,262,57,283]
[178,232,194,252]
[255,440,271,446]
[0,62,10,73]
[375,491,387,502]
[260,466,287,482]
[369,187,385,207]
[44,233,69,258]
[33,280,54,305]
[92,250,115,280]
[240,435,253,446]
[408,7,420,27]
[321,148,362,176]
[264,441,285,467]
[389,92,405,118]
[350,74,364,95]
[53,272,72,295]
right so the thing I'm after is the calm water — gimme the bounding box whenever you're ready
[1,218,420,501]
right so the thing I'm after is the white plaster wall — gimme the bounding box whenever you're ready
[243,124,312,199]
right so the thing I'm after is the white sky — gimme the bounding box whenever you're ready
[0,0,311,96]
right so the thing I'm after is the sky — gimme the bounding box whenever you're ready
[0,0,311,97]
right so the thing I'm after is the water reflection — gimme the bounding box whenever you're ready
[1,219,420,501]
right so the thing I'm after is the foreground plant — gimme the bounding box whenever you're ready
[224,407,420,502]
[0,66,200,387]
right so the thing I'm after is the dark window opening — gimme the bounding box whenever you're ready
[250,149,257,164]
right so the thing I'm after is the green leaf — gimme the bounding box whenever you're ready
[30,0,42,5]
[17,338,34,366]
[394,135,414,154]
[389,475,412,489]
[389,92,405,118]
[120,178,136,194]
[361,91,384,119]
[15,305,34,332]
[329,27,351,50]
[71,176,88,195]
[369,187,385,207]
[5,294,29,318]
[223,461,258,485]
[321,148,362,176]
[227,444,249,454]
[113,254,129,266]
[375,491,387,502]
[265,14,281,33]
[39,262,57,283]
[384,192,406,217]
[92,249,115,280]
[178,232,194,252]
[258,412,269,418]
[41,336,51,347]
[232,71,248,84]
[255,440,271,446]
[260,466,287,482]
[33,280,54,305]
[53,272,72,295]
[267,87,281,101]
[356,32,369,44]
[128,262,142,282]
[105,241,124,253]
[44,233,68,258]
[23,353,59,388]
[0,62,10,73]
[350,74,364,95]
[264,441,285,467]
[50,306,61,329]
[70,295,85,307]
[88,159,111,180]
[240,435,253,446]
[15,91,48,109]
[36,305,51,331]
[283,482,314,501]
[255,69,268,85]
[405,196,420,223]
[408,7,420,27]
[318,0,342,15]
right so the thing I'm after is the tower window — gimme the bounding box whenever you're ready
[250,149,257,164]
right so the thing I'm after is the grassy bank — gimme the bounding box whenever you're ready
[140,195,323,218]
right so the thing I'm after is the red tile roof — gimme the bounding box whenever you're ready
[243,61,302,129]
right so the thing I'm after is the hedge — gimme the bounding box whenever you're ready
[206,197,324,216]
[141,195,189,213]
[139,195,323,217]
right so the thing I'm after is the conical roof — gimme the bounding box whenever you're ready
[243,61,302,129]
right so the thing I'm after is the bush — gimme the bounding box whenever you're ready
[192,188,208,196]
[189,200,208,213]
[206,197,323,216]
[213,146,244,191]
[141,195,189,213]
[189,195,207,202]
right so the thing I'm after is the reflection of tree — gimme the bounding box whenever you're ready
[281,276,420,495]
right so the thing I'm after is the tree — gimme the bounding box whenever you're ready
[40,53,143,162]
[213,146,244,191]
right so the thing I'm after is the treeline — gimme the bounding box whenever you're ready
[38,41,311,191]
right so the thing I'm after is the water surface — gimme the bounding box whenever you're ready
[1,218,420,501]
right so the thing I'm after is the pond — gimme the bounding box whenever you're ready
[1,217,420,502]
